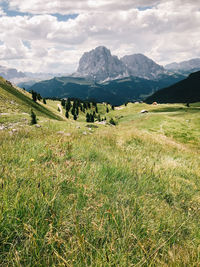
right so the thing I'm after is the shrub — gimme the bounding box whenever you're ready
[109,118,116,125]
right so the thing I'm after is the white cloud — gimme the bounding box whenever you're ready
[8,0,161,14]
[0,0,199,72]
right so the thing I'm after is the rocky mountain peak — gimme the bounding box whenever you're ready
[76,46,165,81]
[121,53,165,79]
[76,46,127,81]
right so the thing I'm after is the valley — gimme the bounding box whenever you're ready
[0,79,200,265]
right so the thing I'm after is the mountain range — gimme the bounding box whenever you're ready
[30,73,185,105]
[75,46,165,81]
[165,58,200,72]
[29,46,188,104]
[1,46,200,104]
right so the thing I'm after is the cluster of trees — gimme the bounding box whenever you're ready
[60,98,117,123]
[30,90,46,104]
[61,98,101,121]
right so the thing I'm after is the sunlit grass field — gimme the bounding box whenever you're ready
[0,97,200,266]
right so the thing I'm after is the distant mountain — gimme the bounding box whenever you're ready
[76,46,127,82]
[165,58,200,73]
[145,71,200,104]
[75,46,166,82]
[0,65,26,81]
[29,73,185,106]
[121,53,165,79]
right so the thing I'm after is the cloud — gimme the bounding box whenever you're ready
[7,0,160,14]
[0,0,199,72]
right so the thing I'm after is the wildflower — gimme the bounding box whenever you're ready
[30,158,35,162]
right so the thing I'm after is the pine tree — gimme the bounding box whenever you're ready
[111,105,115,110]
[37,94,42,101]
[66,99,71,111]
[86,113,90,122]
[43,98,46,104]
[73,114,77,120]
[61,99,65,106]
[95,106,98,113]
[31,90,37,102]
[30,110,37,125]
[97,114,101,122]
[65,111,69,118]
[71,108,75,116]
[90,114,94,122]
[106,107,109,113]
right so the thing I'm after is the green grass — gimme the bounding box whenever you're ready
[0,77,63,121]
[0,100,200,266]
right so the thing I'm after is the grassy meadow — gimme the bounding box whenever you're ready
[0,91,200,266]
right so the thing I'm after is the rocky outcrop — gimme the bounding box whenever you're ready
[121,53,165,80]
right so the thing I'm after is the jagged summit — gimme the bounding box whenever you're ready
[121,53,165,80]
[76,46,127,81]
[76,46,165,81]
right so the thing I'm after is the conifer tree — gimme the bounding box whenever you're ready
[97,114,101,122]
[111,105,115,110]
[66,99,71,111]
[90,114,94,122]
[73,114,77,120]
[106,107,109,113]
[86,113,90,122]
[31,90,37,102]
[43,98,46,104]
[95,106,98,113]
[65,111,69,118]
[71,108,75,116]
[61,99,65,106]
[37,93,42,101]
[30,110,37,125]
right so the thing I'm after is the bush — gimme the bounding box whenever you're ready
[109,118,116,125]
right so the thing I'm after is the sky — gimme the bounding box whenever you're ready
[0,0,199,73]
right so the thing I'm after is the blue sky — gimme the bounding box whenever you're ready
[0,0,199,73]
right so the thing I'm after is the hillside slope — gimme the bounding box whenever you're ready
[145,71,200,103]
[0,76,63,121]
[30,74,185,105]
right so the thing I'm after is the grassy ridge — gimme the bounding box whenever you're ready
[0,77,63,121]
[0,102,200,266]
